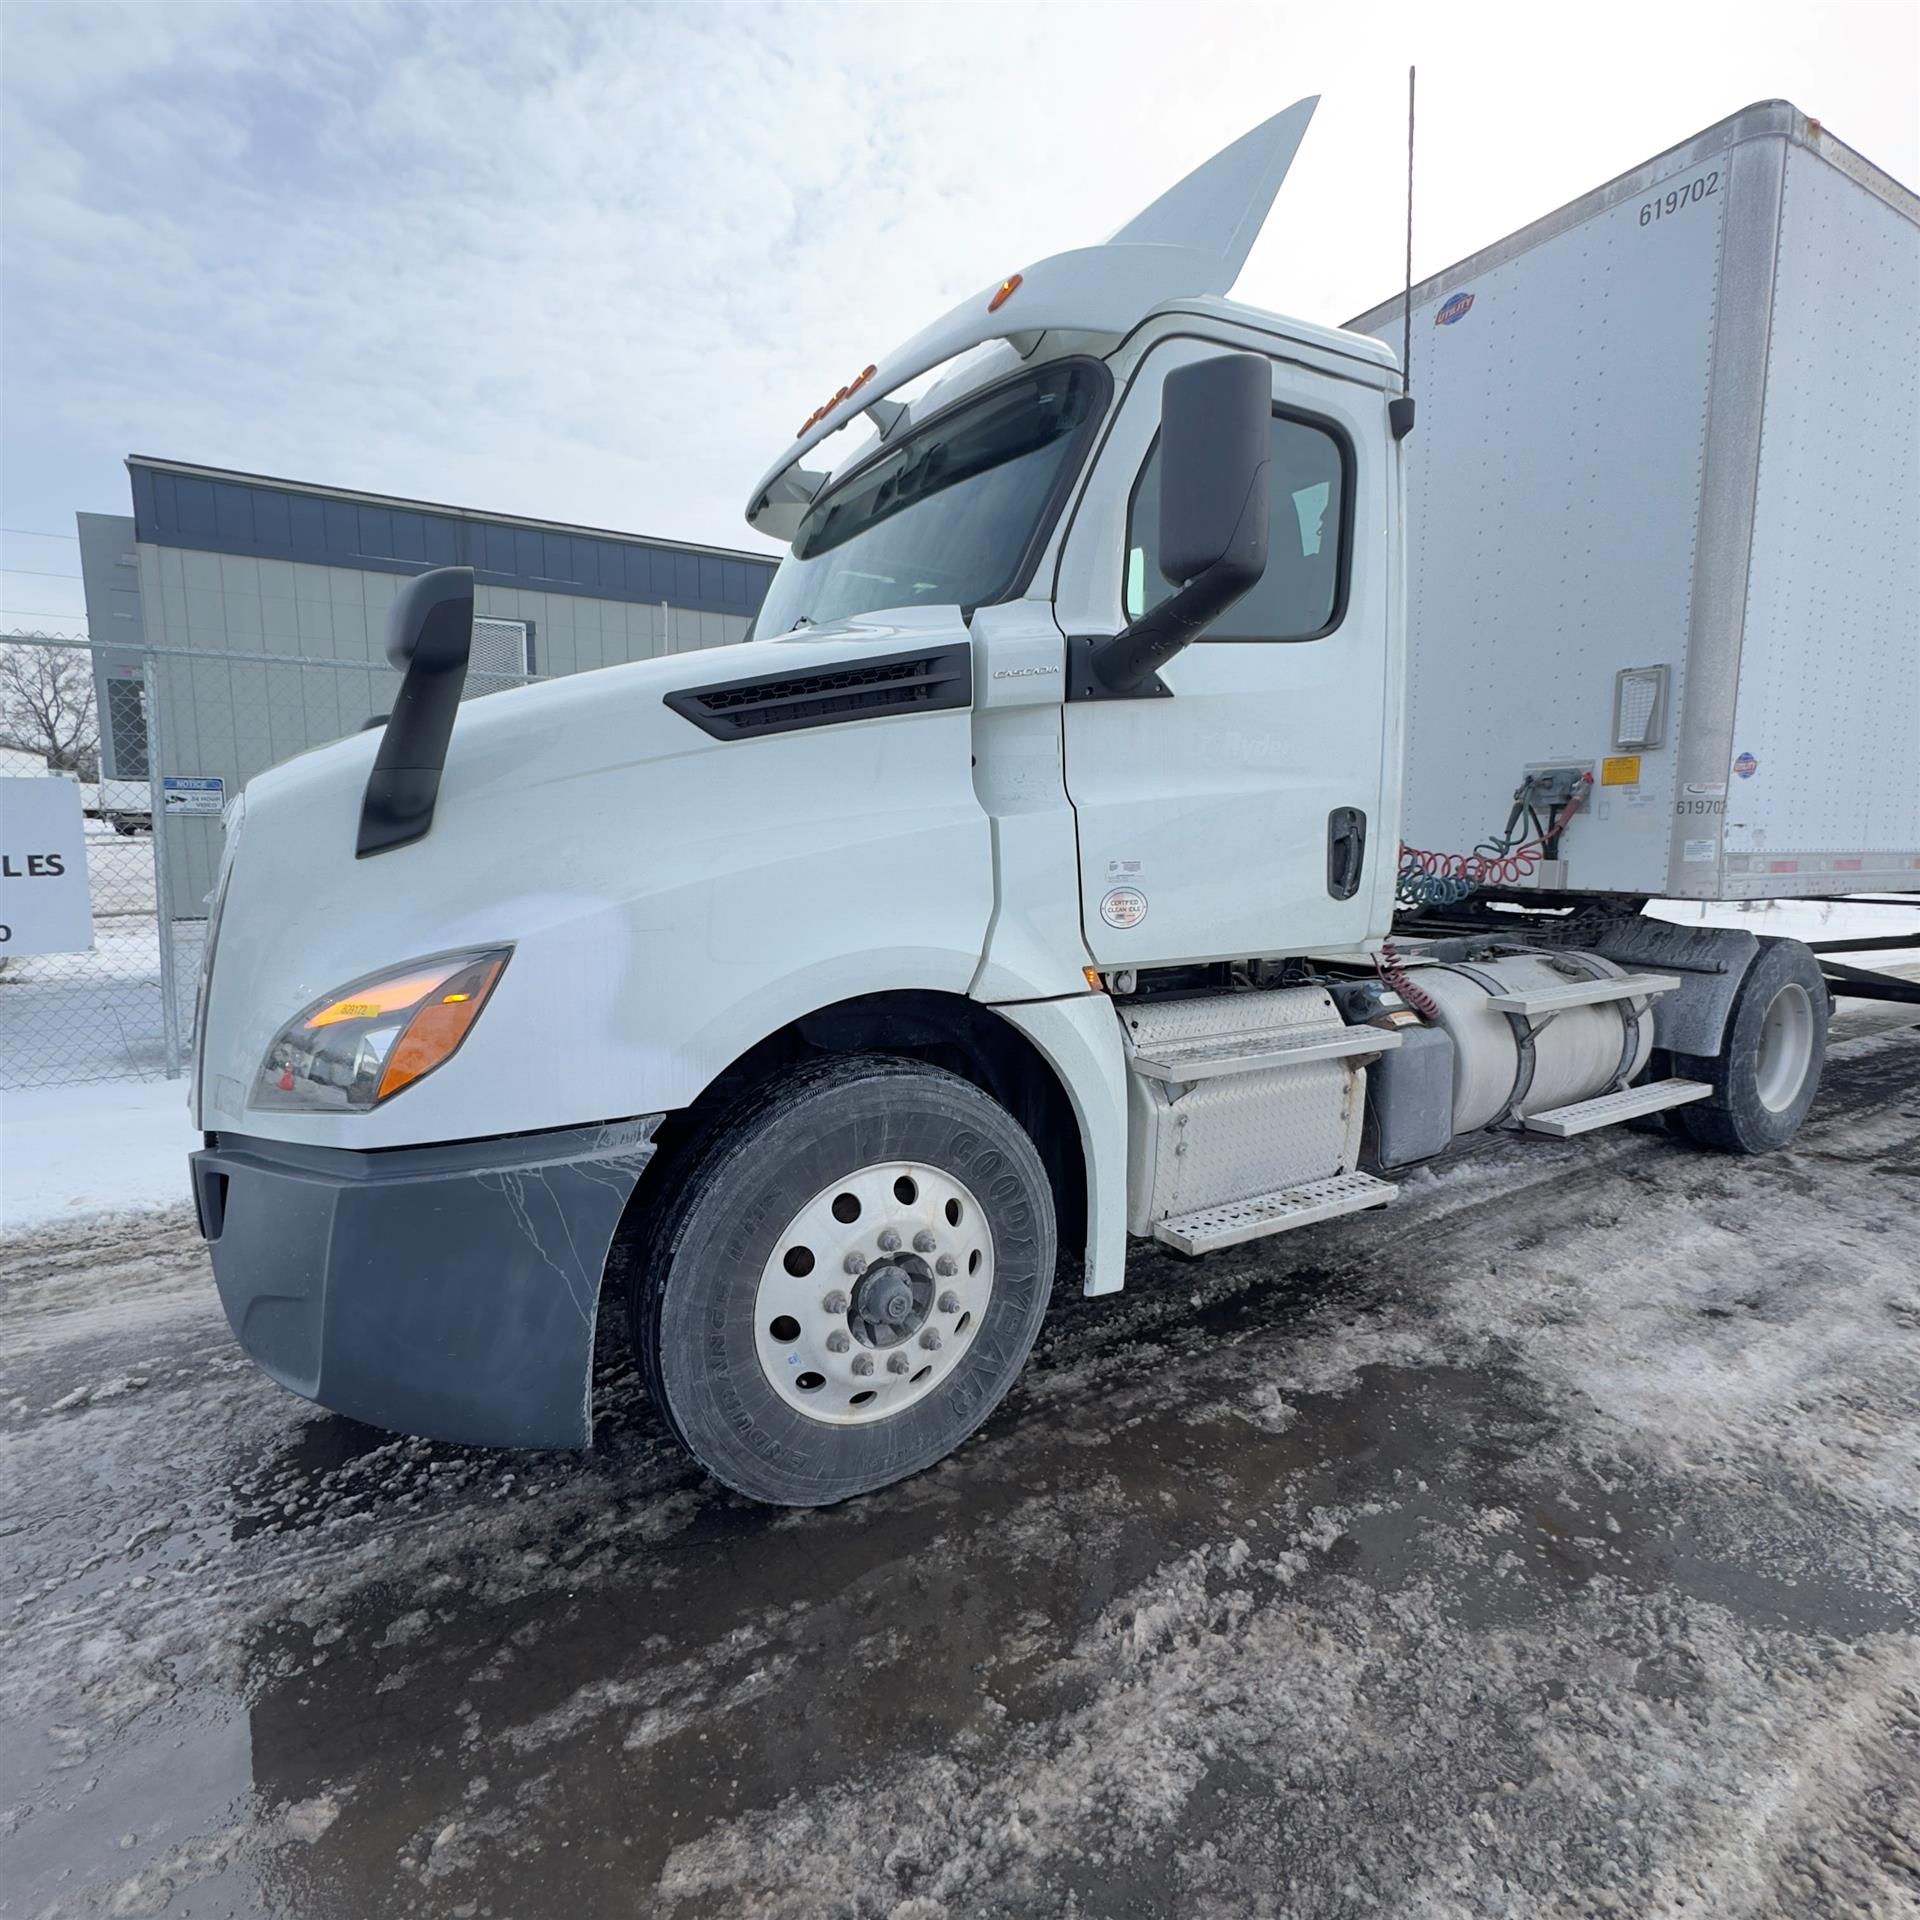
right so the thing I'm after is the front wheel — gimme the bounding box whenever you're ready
[1667,937,1829,1154]
[630,1055,1056,1506]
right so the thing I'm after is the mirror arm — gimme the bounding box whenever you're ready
[1074,471,1269,700]
[1078,574,1227,698]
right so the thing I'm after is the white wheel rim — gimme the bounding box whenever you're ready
[754,1160,995,1426]
[1754,981,1816,1113]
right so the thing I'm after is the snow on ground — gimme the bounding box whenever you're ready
[1,1014,1915,1918]
[0,1078,200,1232]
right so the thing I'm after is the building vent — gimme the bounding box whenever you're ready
[464,618,532,699]
[664,644,971,740]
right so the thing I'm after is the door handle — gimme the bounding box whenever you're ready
[1327,807,1367,900]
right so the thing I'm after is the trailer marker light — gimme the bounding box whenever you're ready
[989,274,1022,313]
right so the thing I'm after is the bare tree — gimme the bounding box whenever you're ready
[0,641,100,779]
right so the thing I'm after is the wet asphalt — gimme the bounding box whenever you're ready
[3,1010,1917,1918]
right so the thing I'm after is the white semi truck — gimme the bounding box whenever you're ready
[190,98,1919,1504]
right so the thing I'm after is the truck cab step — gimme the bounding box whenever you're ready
[1130,1023,1401,1084]
[1520,1077,1712,1137]
[1482,971,1681,1017]
[1152,1170,1395,1255]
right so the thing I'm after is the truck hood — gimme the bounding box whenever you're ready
[198,604,993,1146]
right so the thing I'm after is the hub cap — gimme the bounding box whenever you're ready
[1754,981,1816,1113]
[754,1160,994,1425]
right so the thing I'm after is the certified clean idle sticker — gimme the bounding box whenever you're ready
[1099,887,1148,930]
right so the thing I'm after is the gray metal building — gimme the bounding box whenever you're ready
[78,457,776,914]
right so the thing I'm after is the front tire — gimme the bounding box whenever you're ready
[1668,937,1829,1154]
[630,1055,1056,1506]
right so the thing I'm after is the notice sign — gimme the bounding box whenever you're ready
[0,777,94,957]
[162,776,225,816]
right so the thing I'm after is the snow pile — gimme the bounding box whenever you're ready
[0,1079,199,1232]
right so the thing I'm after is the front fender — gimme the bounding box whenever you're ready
[202,625,993,1148]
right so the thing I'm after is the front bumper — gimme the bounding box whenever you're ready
[192,1117,660,1448]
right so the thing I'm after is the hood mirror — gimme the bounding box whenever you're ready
[357,566,475,858]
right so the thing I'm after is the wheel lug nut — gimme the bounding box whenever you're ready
[913,1229,937,1254]
[825,1330,850,1354]
[822,1289,850,1314]
[851,1353,874,1377]
[935,1254,958,1277]
[919,1328,942,1351]
[886,1352,911,1376]
[937,1290,960,1314]
[877,1229,902,1253]
[843,1251,867,1276]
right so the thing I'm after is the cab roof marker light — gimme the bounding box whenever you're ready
[798,364,878,439]
[988,274,1022,313]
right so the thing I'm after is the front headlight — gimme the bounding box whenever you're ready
[250,946,511,1113]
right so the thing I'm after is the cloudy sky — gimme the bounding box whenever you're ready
[2,0,1914,632]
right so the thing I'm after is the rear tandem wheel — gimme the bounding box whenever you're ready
[1664,936,1829,1154]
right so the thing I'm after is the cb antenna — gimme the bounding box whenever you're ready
[1389,66,1418,440]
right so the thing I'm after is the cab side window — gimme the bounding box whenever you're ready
[1125,409,1350,640]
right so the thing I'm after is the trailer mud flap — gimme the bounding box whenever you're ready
[193,1118,660,1449]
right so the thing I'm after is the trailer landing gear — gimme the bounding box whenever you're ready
[629,1055,1055,1506]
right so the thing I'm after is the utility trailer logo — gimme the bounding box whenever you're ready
[1734,752,1759,779]
[1434,292,1475,326]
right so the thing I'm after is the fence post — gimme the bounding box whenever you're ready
[142,655,183,1079]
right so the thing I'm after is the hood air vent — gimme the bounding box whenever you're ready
[665,643,971,740]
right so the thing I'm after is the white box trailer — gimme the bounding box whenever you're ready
[1350,102,1920,900]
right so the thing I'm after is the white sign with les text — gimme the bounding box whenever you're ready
[0,777,94,957]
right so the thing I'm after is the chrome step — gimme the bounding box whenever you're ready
[1152,1170,1396,1255]
[1521,1077,1712,1137]
[1131,1023,1401,1084]
[1483,971,1681,1016]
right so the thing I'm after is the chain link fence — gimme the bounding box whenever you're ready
[1,630,536,1091]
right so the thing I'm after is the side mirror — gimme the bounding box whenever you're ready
[384,564,476,671]
[357,566,475,857]
[1084,352,1270,697]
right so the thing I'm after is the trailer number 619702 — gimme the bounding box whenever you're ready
[1640,172,1719,225]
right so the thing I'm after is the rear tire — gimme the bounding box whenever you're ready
[629,1055,1055,1506]
[1667,937,1828,1154]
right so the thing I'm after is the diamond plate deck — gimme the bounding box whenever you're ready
[1521,1077,1712,1137]
[1130,1023,1401,1083]
[1152,1170,1395,1255]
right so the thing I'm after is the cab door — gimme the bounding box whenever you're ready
[1058,334,1393,968]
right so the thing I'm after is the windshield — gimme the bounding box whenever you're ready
[751,360,1105,638]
